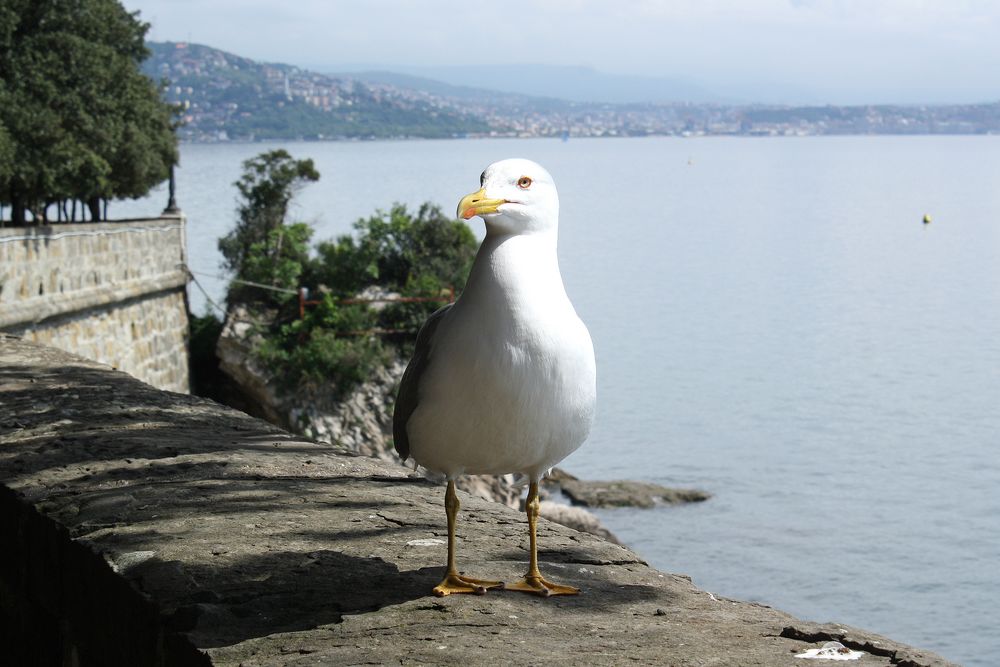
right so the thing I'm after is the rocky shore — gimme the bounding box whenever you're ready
[0,335,957,666]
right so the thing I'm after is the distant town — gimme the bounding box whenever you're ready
[146,41,1000,142]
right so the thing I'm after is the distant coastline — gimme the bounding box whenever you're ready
[172,129,1000,146]
[147,42,1000,143]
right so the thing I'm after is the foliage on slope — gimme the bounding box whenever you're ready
[206,150,477,397]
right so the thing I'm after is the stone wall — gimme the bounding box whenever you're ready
[0,215,190,392]
[0,336,956,667]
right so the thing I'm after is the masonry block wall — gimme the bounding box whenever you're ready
[0,215,190,393]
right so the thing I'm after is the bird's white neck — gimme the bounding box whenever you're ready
[462,229,570,316]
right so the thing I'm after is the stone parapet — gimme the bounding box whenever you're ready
[0,337,956,667]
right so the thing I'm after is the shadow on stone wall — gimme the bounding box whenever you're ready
[2,359,662,657]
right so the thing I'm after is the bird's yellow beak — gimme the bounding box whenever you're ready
[457,188,506,220]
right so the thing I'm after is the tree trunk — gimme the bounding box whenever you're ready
[87,197,101,222]
[11,193,25,226]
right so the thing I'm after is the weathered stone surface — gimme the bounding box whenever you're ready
[0,335,956,666]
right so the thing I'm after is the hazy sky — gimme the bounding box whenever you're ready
[123,0,1000,104]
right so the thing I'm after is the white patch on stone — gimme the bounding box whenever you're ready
[794,641,864,661]
[406,538,445,547]
[111,550,157,573]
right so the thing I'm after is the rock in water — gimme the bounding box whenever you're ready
[557,478,711,509]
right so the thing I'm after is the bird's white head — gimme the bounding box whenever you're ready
[457,158,558,236]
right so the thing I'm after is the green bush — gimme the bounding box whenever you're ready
[222,152,477,399]
[255,326,389,392]
[310,202,477,297]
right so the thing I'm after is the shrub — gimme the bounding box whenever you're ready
[220,152,477,399]
[311,202,477,297]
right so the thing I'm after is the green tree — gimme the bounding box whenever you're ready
[312,203,477,297]
[219,149,319,306]
[0,0,177,224]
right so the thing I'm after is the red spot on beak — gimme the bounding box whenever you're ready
[462,208,476,220]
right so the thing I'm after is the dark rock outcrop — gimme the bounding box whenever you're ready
[560,479,711,508]
[547,468,710,508]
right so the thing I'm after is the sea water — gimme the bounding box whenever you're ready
[116,136,1000,666]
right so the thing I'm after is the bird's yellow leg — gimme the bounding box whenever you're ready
[432,480,503,597]
[505,481,580,597]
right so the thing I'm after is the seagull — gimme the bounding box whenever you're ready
[393,158,597,597]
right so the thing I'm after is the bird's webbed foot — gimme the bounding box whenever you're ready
[432,572,504,597]
[505,573,580,597]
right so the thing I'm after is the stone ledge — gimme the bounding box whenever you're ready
[0,335,956,666]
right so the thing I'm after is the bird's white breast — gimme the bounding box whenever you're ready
[406,233,596,480]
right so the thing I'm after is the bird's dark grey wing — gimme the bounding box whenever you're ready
[393,303,453,461]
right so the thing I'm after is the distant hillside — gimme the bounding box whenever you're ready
[144,42,493,141]
[351,64,726,105]
[144,42,1000,141]
[333,70,571,111]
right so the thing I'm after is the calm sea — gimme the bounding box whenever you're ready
[117,136,1000,667]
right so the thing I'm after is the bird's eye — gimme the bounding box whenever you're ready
[480,171,486,187]
[517,176,532,189]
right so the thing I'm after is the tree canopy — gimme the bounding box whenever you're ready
[0,0,178,224]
